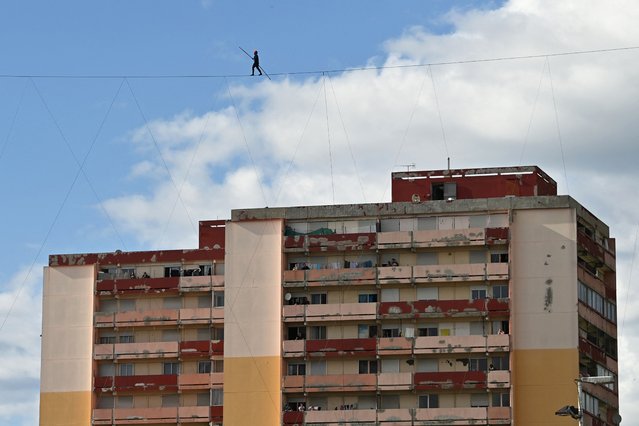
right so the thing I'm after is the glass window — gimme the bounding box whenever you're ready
[469,358,488,372]
[358,293,377,303]
[310,361,326,375]
[418,326,438,337]
[309,326,326,340]
[212,389,223,406]
[492,285,508,299]
[119,334,134,343]
[213,291,224,307]
[287,363,306,376]
[99,336,116,344]
[96,396,114,409]
[116,396,133,409]
[418,394,439,408]
[197,392,210,406]
[380,394,400,409]
[163,362,179,375]
[492,392,510,407]
[310,293,327,304]
[162,394,179,407]
[471,289,487,300]
[490,252,508,263]
[119,363,134,376]
[470,393,489,407]
[358,324,377,338]
[358,360,377,374]
[198,361,211,374]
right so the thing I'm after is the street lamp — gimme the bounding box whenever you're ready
[554,376,616,426]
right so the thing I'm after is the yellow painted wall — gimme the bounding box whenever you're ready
[39,391,92,426]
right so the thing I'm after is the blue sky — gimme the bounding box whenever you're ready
[1,1,638,425]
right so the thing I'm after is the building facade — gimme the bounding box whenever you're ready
[40,166,619,426]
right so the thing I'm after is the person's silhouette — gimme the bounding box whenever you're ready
[251,50,262,76]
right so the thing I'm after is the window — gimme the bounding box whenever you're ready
[416,287,438,301]
[358,293,377,303]
[493,320,509,334]
[98,363,114,377]
[162,394,179,407]
[490,252,508,263]
[198,361,212,374]
[380,394,400,409]
[381,359,400,373]
[119,363,134,376]
[212,389,223,406]
[492,285,508,299]
[583,392,600,415]
[469,250,487,264]
[287,326,306,340]
[470,393,489,407]
[99,335,116,344]
[416,358,437,373]
[418,325,438,337]
[197,327,211,340]
[309,326,326,340]
[310,293,327,304]
[198,295,211,308]
[96,396,114,409]
[471,288,487,300]
[163,297,181,309]
[358,324,378,338]
[310,360,326,375]
[164,266,181,277]
[288,363,306,376]
[197,392,210,406]
[491,355,509,371]
[163,362,180,375]
[213,291,224,307]
[162,329,179,342]
[431,183,456,201]
[469,321,485,336]
[579,280,616,323]
[119,334,134,343]
[419,394,439,408]
[99,299,117,313]
[213,327,224,340]
[469,358,488,372]
[119,299,136,312]
[358,360,378,374]
[116,396,133,409]
[492,392,510,407]
[213,360,224,373]
[382,327,400,338]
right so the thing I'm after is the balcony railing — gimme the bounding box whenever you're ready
[283,373,377,392]
[379,298,509,319]
[487,370,510,388]
[284,232,376,252]
[94,341,178,360]
[283,302,377,322]
[178,274,224,292]
[306,338,377,358]
[94,374,178,393]
[413,334,510,355]
[95,307,223,328]
[414,371,487,390]
[178,373,223,390]
[282,407,511,425]
[96,276,180,294]
[93,406,219,425]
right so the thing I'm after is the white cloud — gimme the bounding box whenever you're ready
[0,267,42,425]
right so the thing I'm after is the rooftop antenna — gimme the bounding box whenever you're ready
[447,157,450,171]
[397,163,416,172]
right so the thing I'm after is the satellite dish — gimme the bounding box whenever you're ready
[284,293,292,301]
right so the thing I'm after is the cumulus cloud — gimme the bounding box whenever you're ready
[0,267,42,425]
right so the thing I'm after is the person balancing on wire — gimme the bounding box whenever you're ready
[251,50,263,76]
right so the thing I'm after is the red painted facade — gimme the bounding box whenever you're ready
[391,166,557,203]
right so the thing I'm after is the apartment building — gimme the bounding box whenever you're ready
[40,166,619,426]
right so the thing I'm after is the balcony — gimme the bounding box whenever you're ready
[281,407,511,425]
[414,371,487,390]
[487,370,510,389]
[579,337,607,364]
[378,266,412,285]
[93,406,216,424]
[378,337,413,355]
[577,230,615,271]
[94,341,179,360]
[283,302,377,322]
[413,263,508,283]
[178,372,223,390]
[95,308,222,328]
[178,274,224,292]
[283,267,377,287]
[414,334,510,355]
[179,340,224,358]
[378,298,509,320]
[94,374,178,393]
[378,372,412,390]
[283,373,377,393]
[96,277,180,295]
[376,227,509,250]
[282,339,305,358]
[284,232,376,252]
[306,338,376,358]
